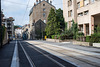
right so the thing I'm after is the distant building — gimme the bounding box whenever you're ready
[29,0,55,39]
[3,17,15,40]
[21,24,30,40]
[15,28,22,38]
[63,0,100,36]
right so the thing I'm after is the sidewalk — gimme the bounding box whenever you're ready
[0,41,15,67]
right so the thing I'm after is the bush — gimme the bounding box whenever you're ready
[56,35,60,39]
[86,36,91,42]
[90,33,100,43]
[51,35,55,39]
[77,32,84,37]
[60,34,73,40]
[0,26,6,41]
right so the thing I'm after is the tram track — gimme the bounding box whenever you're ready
[33,43,100,67]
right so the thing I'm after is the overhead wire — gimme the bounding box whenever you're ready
[21,0,30,24]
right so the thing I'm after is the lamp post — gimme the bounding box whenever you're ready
[0,0,3,48]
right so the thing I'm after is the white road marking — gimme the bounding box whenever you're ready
[19,41,36,67]
[11,41,19,67]
[61,42,71,43]
[26,43,66,67]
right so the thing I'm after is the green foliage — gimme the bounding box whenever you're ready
[65,22,67,33]
[14,25,20,30]
[45,8,65,37]
[0,26,6,42]
[90,33,100,43]
[90,26,100,43]
[56,8,65,30]
[60,34,73,40]
[51,35,55,39]
[86,36,91,42]
[45,8,56,37]
[77,32,84,37]
[2,26,6,40]
[71,20,78,39]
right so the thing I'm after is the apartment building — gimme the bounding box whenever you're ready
[29,0,55,39]
[63,0,100,36]
[63,0,77,29]
[3,17,14,40]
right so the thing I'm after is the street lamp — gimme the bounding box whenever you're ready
[0,0,3,48]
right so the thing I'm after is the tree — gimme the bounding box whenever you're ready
[45,8,57,38]
[71,20,78,39]
[45,8,65,38]
[14,26,20,30]
[56,8,65,34]
[65,22,67,33]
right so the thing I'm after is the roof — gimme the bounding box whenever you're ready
[29,1,56,16]
[16,28,22,29]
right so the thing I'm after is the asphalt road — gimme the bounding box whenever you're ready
[0,40,77,67]
[18,40,76,67]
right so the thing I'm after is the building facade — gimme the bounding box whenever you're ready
[29,0,55,39]
[63,0,100,36]
[1,11,8,45]
[21,24,30,40]
[3,17,14,40]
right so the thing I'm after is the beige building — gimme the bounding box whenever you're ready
[63,0,100,36]
[29,0,55,39]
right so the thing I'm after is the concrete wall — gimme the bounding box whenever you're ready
[3,29,8,45]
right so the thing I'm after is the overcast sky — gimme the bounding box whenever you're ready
[1,0,63,26]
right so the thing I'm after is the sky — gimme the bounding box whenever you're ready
[1,0,63,26]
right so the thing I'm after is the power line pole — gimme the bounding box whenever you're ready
[0,0,3,48]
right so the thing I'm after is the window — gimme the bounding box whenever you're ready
[68,1,70,6]
[70,10,72,17]
[43,13,46,17]
[43,8,46,11]
[43,4,45,6]
[70,0,72,6]
[77,2,80,8]
[68,10,72,17]
[79,25,83,31]
[84,10,89,15]
[78,12,83,17]
[68,0,72,6]
[84,0,89,6]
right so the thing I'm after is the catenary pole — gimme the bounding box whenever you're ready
[0,0,3,48]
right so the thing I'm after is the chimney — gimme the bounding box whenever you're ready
[36,0,38,4]
[50,0,52,4]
